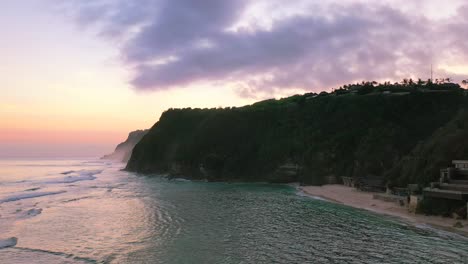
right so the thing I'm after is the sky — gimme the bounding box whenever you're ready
[1,0,467,158]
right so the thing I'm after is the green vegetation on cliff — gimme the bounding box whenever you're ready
[126,82,468,186]
[386,109,468,186]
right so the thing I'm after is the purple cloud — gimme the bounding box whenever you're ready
[61,0,468,97]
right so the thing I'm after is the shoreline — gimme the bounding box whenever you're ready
[299,184,468,238]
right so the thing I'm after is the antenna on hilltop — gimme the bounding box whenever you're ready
[431,63,433,82]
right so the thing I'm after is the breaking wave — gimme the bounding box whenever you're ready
[42,170,102,184]
[0,191,66,203]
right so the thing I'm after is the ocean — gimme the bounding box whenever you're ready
[0,158,467,263]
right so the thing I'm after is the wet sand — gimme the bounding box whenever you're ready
[300,184,468,237]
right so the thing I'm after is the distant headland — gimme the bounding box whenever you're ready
[101,129,148,163]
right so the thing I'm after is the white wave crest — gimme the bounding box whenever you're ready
[0,191,66,203]
[44,170,102,184]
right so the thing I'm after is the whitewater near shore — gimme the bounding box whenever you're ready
[300,184,468,236]
[1,159,468,263]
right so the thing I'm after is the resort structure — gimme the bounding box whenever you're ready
[423,160,468,217]
[342,160,468,219]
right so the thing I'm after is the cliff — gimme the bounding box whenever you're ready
[386,109,468,186]
[126,82,468,186]
[102,129,149,163]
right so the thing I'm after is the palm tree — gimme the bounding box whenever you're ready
[462,79,468,87]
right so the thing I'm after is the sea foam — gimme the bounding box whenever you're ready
[43,170,102,184]
[0,191,66,203]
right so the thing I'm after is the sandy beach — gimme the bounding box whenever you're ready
[300,184,468,236]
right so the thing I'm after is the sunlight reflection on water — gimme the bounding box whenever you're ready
[1,159,468,263]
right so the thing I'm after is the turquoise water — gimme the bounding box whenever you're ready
[0,159,467,263]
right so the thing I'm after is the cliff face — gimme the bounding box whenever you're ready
[386,109,468,186]
[102,129,148,163]
[126,88,468,185]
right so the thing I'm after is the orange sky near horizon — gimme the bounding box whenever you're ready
[1,1,467,158]
[0,1,254,157]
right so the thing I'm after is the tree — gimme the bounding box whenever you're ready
[462,79,468,88]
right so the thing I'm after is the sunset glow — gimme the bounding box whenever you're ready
[1,0,467,157]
